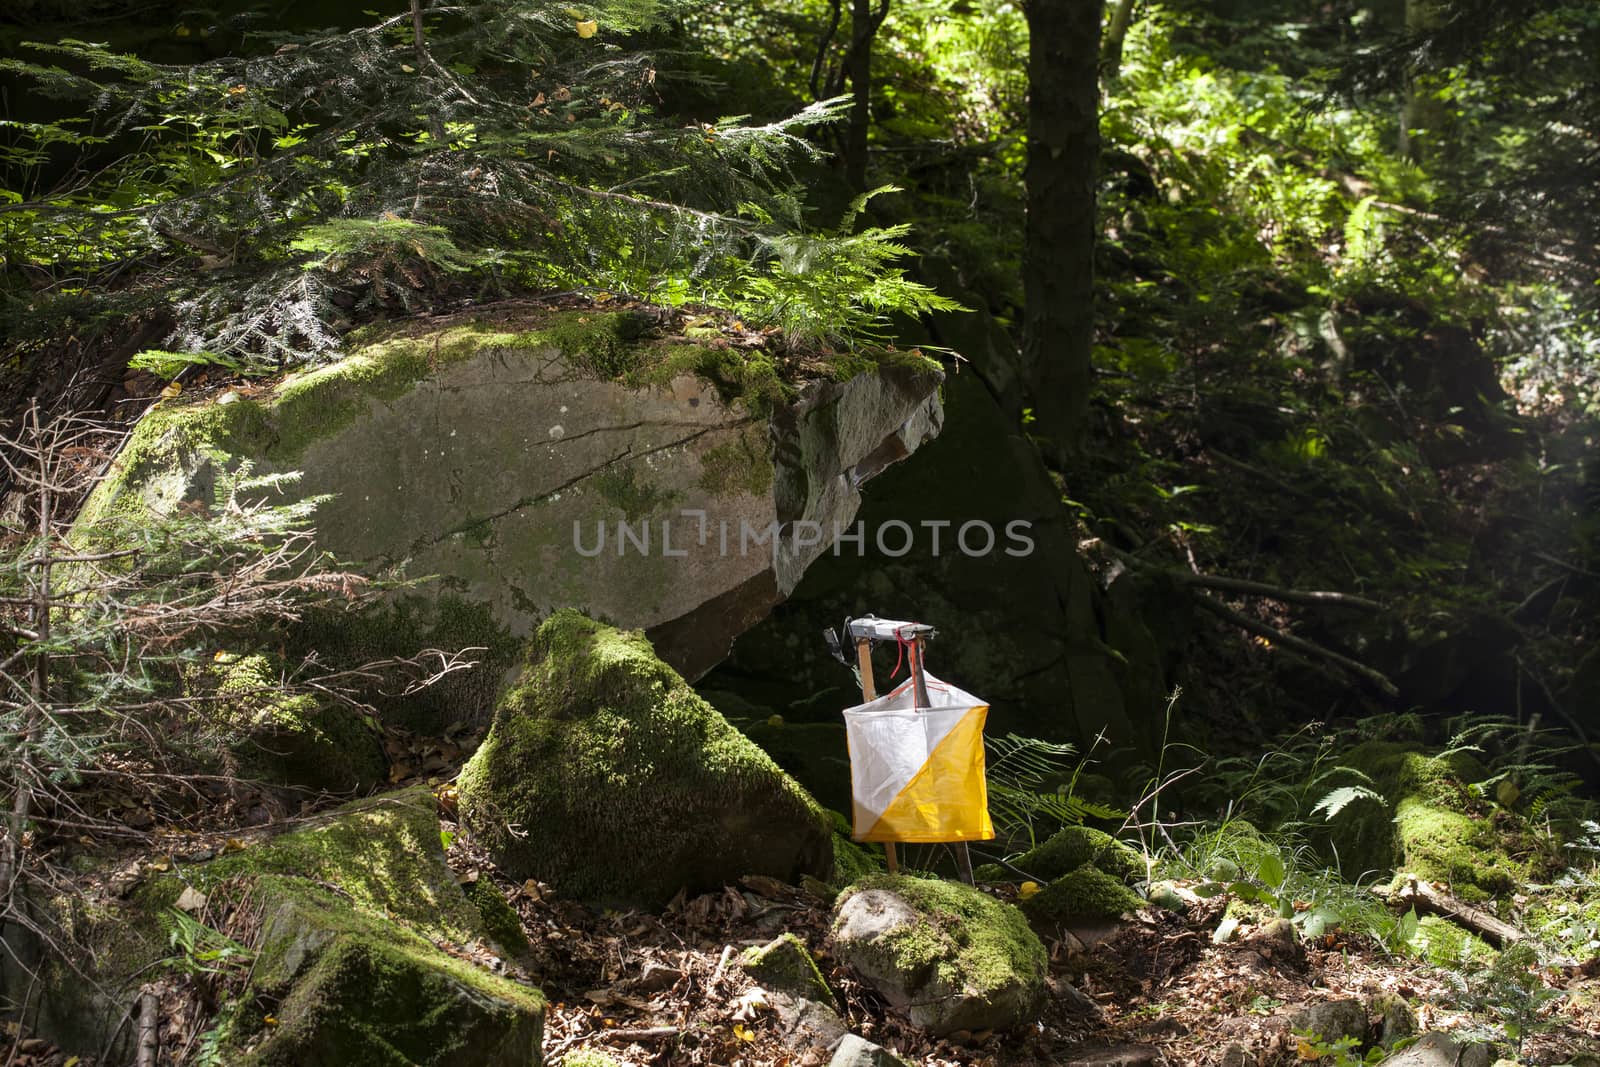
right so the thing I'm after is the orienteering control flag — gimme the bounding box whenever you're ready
[843,673,995,843]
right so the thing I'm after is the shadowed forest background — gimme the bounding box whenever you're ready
[1,0,1598,1065]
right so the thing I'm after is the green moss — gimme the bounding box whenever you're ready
[213,652,387,792]
[1021,863,1144,923]
[1393,798,1522,900]
[631,342,793,417]
[238,875,543,1067]
[203,787,481,941]
[1324,741,1490,879]
[1010,826,1143,883]
[696,431,775,499]
[463,879,531,958]
[740,933,833,1004]
[562,1051,626,1067]
[457,610,832,906]
[1408,914,1497,967]
[593,465,677,520]
[832,832,882,889]
[1321,741,1527,899]
[836,874,1046,1024]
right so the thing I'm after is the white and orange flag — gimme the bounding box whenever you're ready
[843,673,995,844]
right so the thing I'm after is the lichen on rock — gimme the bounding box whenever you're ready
[456,610,832,907]
[830,874,1046,1035]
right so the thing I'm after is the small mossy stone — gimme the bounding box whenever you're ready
[831,874,1046,1035]
[1011,826,1143,883]
[829,1034,914,1067]
[1288,998,1368,1047]
[463,878,531,958]
[457,610,832,907]
[1021,863,1143,923]
[740,933,833,1004]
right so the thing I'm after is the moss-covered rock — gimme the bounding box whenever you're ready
[1326,742,1524,900]
[831,874,1046,1035]
[212,652,388,792]
[463,878,532,958]
[832,830,883,889]
[457,611,832,907]
[741,933,834,1004]
[1,787,541,1067]
[1020,863,1144,923]
[203,787,482,939]
[1408,915,1498,967]
[239,875,542,1066]
[1009,826,1144,883]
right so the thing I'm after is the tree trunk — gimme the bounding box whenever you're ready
[1101,0,1137,78]
[1399,0,1446,163]
[1022,0,1104,455]
[842,0,888,191]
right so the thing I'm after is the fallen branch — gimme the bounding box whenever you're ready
[1111,549,1381,611]
[1208,449,1315,500]
[1180,573,1382,611]
[1376,876,1525,948]
[1192,592,1399,697]
[135,986,159,1067]
[598,1027,679,1043]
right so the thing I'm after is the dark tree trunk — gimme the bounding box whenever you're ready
[1022,0,1104,455]
[842,0,888,191]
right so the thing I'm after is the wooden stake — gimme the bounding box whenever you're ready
[855,638,897,875]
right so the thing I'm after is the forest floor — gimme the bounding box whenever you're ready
[455,836,1600,1067]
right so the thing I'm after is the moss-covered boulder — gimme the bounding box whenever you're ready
[456,611,832,907]
[81,305,943,730]
[1020,863,1145,923]
[830,874,1047,1035]
[0,788,541,1067]
[240,875,542,1066]
[213,652,388,792]
[1325,742,1525,900]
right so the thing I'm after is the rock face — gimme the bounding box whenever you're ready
[81,305,943,728]
[0,788,542,1066]
[456,610,833,907]
[830,875,1047,1035]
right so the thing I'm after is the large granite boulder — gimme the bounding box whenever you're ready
[830,874,1047,1035]
[80,304,943,728]
[456,610,833,907]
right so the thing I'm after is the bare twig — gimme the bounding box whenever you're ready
[1192,592,1399,697]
